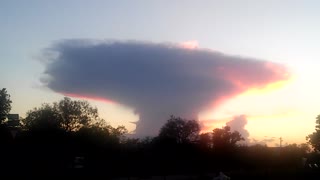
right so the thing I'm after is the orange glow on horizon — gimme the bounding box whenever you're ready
[200,110,299,133]
[199,70,295,134]
[200,118,230,133]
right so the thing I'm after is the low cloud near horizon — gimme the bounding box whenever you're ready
[226,115,250,141]
[41,39,290,136]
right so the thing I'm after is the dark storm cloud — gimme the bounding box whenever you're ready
[226,115,250,141]
[42,40,289,136]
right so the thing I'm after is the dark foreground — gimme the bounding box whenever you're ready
[1,169,320,180]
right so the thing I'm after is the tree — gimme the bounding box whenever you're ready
[158,115,200,144]
[199,132,212,148]
[23,97,101,132]
[23,103,62,131]
[53,97,99,132]
[306,115,320,151]
[0,88,12,123]
[211,126,244,149]
[76,124,127,146]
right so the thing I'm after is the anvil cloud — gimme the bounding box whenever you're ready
[42,40,290,136]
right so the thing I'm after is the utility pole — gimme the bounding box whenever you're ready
[279,137,283,147]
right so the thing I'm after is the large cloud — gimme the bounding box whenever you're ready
[41,40,290,137]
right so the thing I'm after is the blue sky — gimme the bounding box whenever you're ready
[1,0,320,145]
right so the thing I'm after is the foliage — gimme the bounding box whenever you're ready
[158,115,200,143]
[0,88,12,123]
[54,97,99,131]
[1,110,316,178]
[211,126,244,149]
[76,124,127,146]
[23,97,100,132]
[199,132,212,148]
[23,103,62,130]
[306,115,320,151]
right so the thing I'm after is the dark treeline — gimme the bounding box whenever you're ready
[1,89,320,179]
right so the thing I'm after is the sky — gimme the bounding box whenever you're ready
[1,0,320,146]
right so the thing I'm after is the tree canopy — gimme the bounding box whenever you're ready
[307,115,320,151]
[211,126,244,149]
[198,126,244,151]
[0,96,314,178]
[0,88,12,123]
[23,97,101,132]
[158,115,200,144]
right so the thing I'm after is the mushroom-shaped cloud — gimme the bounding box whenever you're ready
[41,40,290,137]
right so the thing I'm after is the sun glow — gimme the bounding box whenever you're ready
[180,40,199,49]
[199,75,297,143]
[240,77,295,96]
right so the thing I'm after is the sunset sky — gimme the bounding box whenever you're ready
[1,0,320,146]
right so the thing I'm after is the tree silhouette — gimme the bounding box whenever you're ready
[199,132,212,148]
[54,97,99,132]
[23,97,101,132]
[306,114,320,151]
[76,124,127,146]
[1,95,317,178]
[0,88,12,123]
[211,126,244,150]
[158,115,200,144]
[23,103,62,131]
